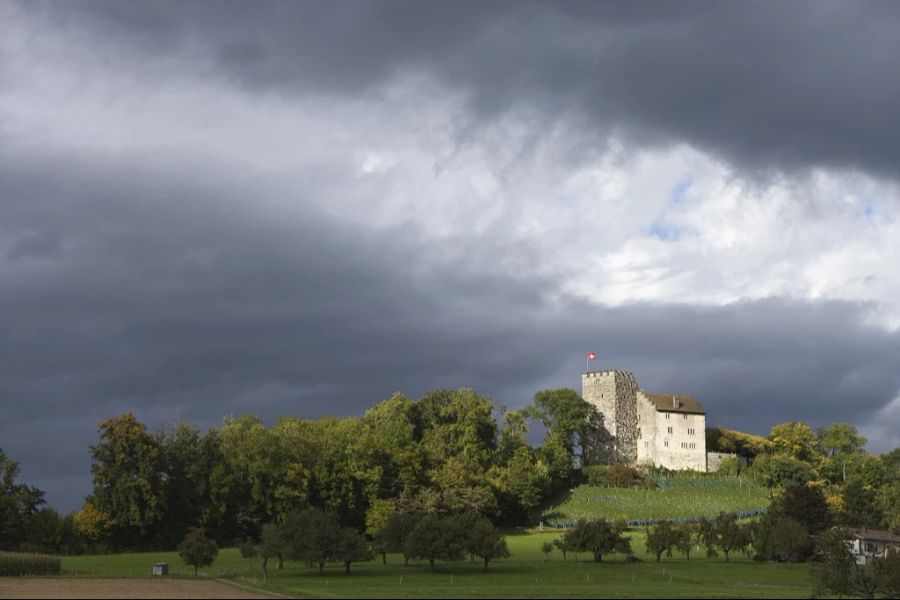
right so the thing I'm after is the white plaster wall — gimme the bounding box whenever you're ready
[653,411,707,471]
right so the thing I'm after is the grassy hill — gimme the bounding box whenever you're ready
[543,474,769,524]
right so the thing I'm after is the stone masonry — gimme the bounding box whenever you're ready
[582,369,708,472]
[581,370,640,463]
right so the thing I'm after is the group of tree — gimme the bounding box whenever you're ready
[710,421,899,535]
[0,449,80,554]
[44,387,608,552]
[641,513,752,563]
[541,519,632,563]
[246,507,507,576]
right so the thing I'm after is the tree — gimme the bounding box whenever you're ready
[839,476,884,529]
[282,508,341,575]
[877,481,900,532]
[498,409,529,463]
[0,449,46,551]
[258,522,286,579]
[418,389,498,468]
[177,528,218,577]
[769,517,812,563]
[774,484,831,534]
[367,499,398,564]
[673,523,695,560]
[373,511,421,566]
[699,513,751,562]
[334,528,372,575]
[429,455,497,516]
[541,540,555,561]
[468,518,510,571]
[530,389,592,456]
[746,453,815,489]
[495,446,548,519]
[816,423,867,458]
[404,514,464,570]
[553,536,573,561]
[769,422,819,464]
[88,413,166,549]
[645,521,677,562]
[564,520,632,563]
[238,538,257,571]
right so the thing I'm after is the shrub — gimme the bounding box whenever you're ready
[582,464,650,488]
[0,553,61,576]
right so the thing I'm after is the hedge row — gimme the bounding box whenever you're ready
[0,553,61,576]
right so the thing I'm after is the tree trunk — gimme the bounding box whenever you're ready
[656,550,663,562]
[194,565,198,578]
[262,557,268,579]
[319,561,325,575]
[429,558,435,571]
[594,552,602,562]
[344,560,351,575]
[381,552,387,566]
[723,549,730,562]
[483,557,489,572]
[404,554,410,567]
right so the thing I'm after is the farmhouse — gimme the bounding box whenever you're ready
[582,369,711,471]
[846,528,900,565]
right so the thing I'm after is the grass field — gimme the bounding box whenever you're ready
[55,529,811,598]
[544,475,769,524]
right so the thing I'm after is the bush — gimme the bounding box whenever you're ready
[0,553,61,576]
[582,464,650,488]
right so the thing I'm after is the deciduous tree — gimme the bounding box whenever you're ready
[177,528,218,577]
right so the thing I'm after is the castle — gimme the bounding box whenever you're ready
[582,370,709,471]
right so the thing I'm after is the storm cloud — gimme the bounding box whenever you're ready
[1,1,899,511]
[24,0,900,179]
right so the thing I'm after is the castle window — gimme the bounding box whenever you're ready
[664,440,669,447]
[667,426,673,434]
[683,414,688,420]
[688,428,695,435]
[665,413,670,420]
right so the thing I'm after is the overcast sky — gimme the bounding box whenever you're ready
[2,1,899,512]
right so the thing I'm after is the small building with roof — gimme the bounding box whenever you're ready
[846,528,900,565]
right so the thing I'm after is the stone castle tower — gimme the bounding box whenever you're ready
[581,370,641,463]
[582,369,709,471]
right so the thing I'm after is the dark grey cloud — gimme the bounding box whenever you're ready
[1,147,898,512]
[25,0,900,180]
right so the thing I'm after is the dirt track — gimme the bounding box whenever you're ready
[0,578,279,599]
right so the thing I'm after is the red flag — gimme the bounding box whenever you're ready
[587,352,596,361]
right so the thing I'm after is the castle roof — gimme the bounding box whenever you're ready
[644,392,706,415]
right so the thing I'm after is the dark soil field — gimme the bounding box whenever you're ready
[0,578,276,599]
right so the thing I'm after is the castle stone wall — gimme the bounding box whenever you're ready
[584,370,709,472]
[582,370,639,462]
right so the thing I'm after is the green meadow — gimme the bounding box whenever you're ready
[59,530,811,598]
